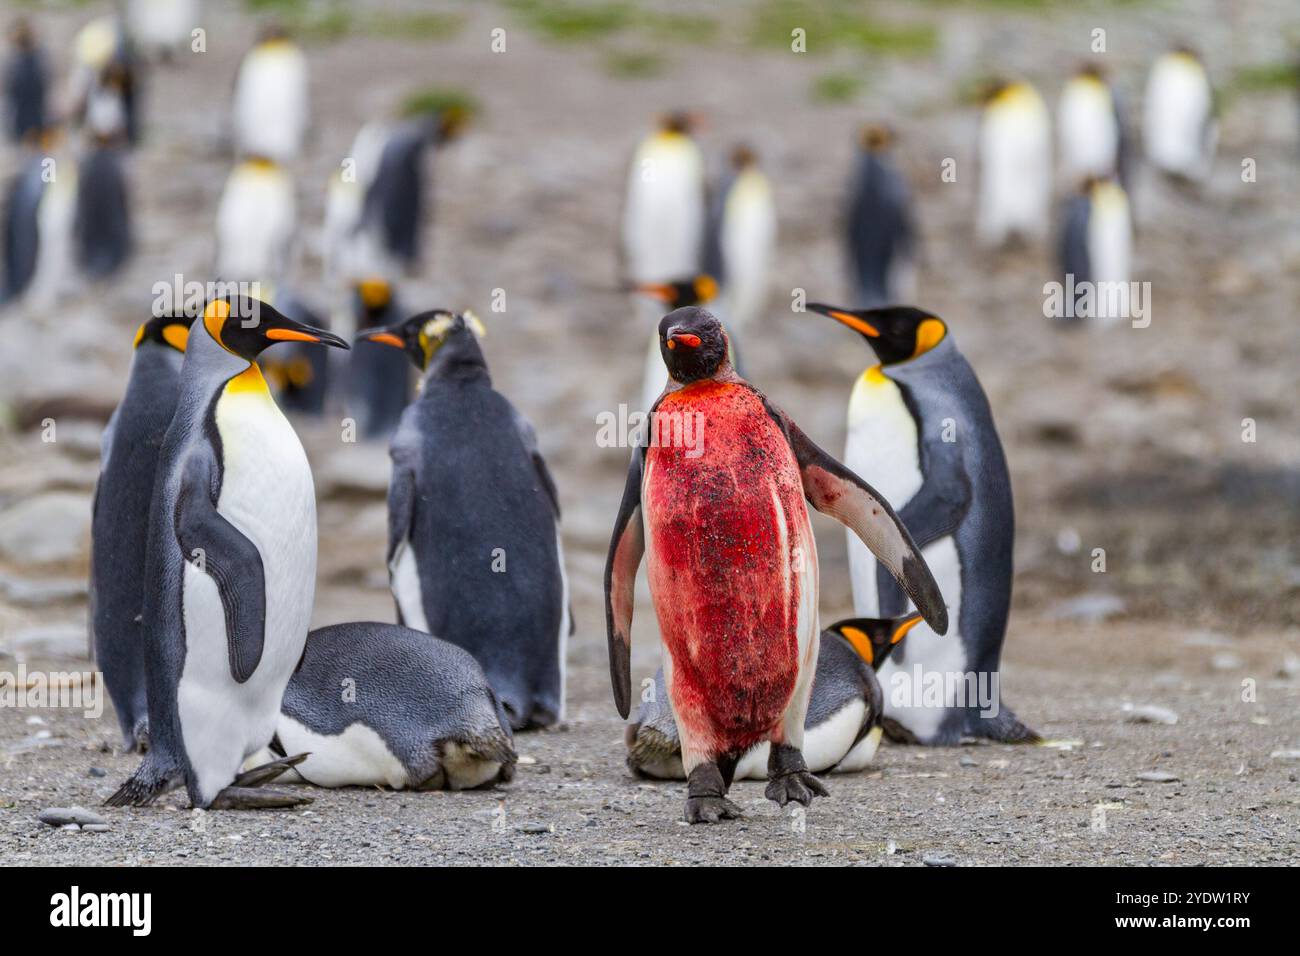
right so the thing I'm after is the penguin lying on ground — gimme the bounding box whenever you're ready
[91,312,194,752]
[253,622,516,791]
[807,303,1038,745]
[844,124,916,307]
[1058,176,1133,325]
[606,306,946,823]
[357,310,570,730]
[1143,46,1216,182]
[627,613,923,780]
[107,295,350,810]
[977,79,1051,248]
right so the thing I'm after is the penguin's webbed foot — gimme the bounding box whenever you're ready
[208,787,313,811]
[765,743,829,808]
[683,762,743,824]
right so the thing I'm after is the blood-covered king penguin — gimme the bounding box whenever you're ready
[605,306,947,823]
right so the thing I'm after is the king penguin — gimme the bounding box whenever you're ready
[1057,63,1130,190]
[68,16,139,146]
[2,129,78,306]
[605,306,947,822]
[5,19,48,144]
[215,155,296,282]
[106,295,349,809]
[844,123,917,307]
[347,277,412,438]
[356,310,570,730]
[627,612,924,781]
[635,273,719,411]
[1058,176,1133,326]
[701,144,776,339]
[977,79,1052,248]
[127,0,199,63]
[230,23,309,164]
[91,312,194,752]
[1143,46,1216,182]
[254,622,516,790]
[255,280,333,416]
[75,131,132,280]
[807,302,1038,745]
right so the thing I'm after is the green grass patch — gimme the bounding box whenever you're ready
[506,0,634,43]
[1229,61,1300,94]
[603,50,667,79]
[810,69,864,103]
[366,12,466,41]
[749,0,936,57]
[400,85,480,121]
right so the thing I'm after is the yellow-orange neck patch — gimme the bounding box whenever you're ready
[911,318,946,359]
[839,626,875,665]
[204,300,231,351]
[225,363,269,396]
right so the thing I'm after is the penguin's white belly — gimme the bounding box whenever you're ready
[389,538,430,632]
[622,138,704,281]
[129,0,196,49]
[1058,83,1118,181]
[844,371,922,617]
[1087,183,1132,325]
[837,724,884,772]
[720,172,776,333]
[233,48,309,163]
[1144,58,1213,178]
[978,102,1051,244]
[876,536,966,741]
[216,167,295,281]
[730,699,866,779]
[275,715,409,789]
[178,392,316,805]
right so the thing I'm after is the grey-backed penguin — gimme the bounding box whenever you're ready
[347,277,412,438]
[807,303,1037,745]
[628,613,923,780]
[356,310,569,731]
[253,622,516,790]
[844,123,916,307]
[75,135,132,279]
[976,79,1051,248]
[5,19,48,144]
[106,295,349,809]
[1058,176,1133,326]
[1143,46,1216,182]
[90,312,194,752]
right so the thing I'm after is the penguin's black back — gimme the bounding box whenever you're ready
[91,342,183,743]
[397,373,563,722]
[847,151,913,306]
[2,159,44,300]
[75,145,131,279]
[6,48,47,142]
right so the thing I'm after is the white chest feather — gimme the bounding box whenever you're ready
[216,164,296,281]
[719,170,776,332]
[1058,78,1118,181]
[622,134,704,281]
[232,44,310,163]
[1087,180,1132,292]
[844,369,922,617]
[178,383,317,804]
[1143,55,1214,178]
[978,86,1052,244]
[275,715,410,789]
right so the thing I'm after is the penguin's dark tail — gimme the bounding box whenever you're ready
[104,757,181,808]
[968,705,1041,744]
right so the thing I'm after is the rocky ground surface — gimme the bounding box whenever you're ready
[1,0,1298,865]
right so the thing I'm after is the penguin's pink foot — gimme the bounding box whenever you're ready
[683,762,743,824]
[765,743,829,808]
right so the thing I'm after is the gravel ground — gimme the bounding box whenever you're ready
[1,0,1298,866]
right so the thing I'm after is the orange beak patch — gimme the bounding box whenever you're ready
[636,283,675,303]
[266,328,322,344]
[670,333,701,349]
[364,332,405,349]
[826,309,880,338]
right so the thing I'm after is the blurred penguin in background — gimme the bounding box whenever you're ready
[75,129,132,280]
[622,112,705,407]
[5,18,47,144]
[68,16,140,146]
[1058,63,1130,190]
[702,144,776,338]
[215,156,296,281]
[256,280,333,416]
[844,123,916,307]
[127,0,199,64]
[1143,46,1216,182]
[231,22,309,164]
[2,128,77,305]
[1058,176,1132,326]
[324,102,471,286]
[977,79,1051,248]
[347,277,411,439]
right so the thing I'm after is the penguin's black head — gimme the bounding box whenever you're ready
[659,111,694,135]
[860,123,894,152]
[10,18,35,50]
[353,278,393,317]
[633,274,718,310]
[133,313,195,353]
[356,309,486,372]
[203,295,350,362]
[730,143,757,170]
[807,303,948,366]
[659,307,728,384]
[827,612,923,671]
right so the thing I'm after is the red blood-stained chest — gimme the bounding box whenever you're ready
[642,380,813,753]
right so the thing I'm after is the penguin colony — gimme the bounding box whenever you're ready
[0,11,1229,824]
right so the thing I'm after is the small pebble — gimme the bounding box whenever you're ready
[923,854,956,867]
[38,806,107,828]
[1123,704,1179,726]
[1136,771,1179,783]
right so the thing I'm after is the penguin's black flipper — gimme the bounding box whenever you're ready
[604,444,646,719]
[231,752,309,788]
[512,408,561,519]
[780,416,948,636]
[174,452,267,684]
[893,435,971,550]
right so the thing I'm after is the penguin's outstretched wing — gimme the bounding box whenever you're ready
[604,444,645,719]
[387,419,421,566]
[782,416,948,636]
[512,408,561,520]
[174,450,267,683]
